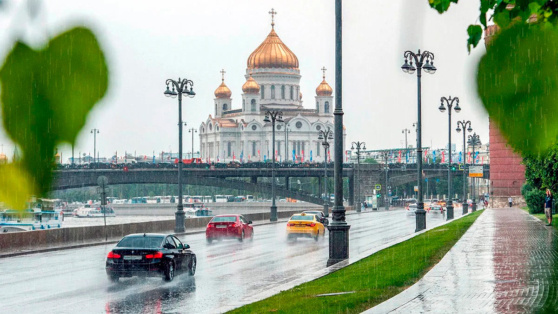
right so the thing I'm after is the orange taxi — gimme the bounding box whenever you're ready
[286,213,325,241]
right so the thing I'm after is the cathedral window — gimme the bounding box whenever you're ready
[261,86,265,99]
[317,142,320,156]
[227,142,232,157]
[281,85,285,99]
[242,99,245,111]
[271,85,275,99]
[251,99,256,112]
[252,142,257,156]
[316,101,319,111]
[215,104,217,115]
[290,86,293,100]
[296,121,302,129]
[223,103,228,111]
[325,101,330,113]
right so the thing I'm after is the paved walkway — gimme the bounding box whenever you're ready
[366,208,558,313]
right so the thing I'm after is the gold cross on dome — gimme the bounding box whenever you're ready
[269,8,277,28]
[220,69,226,82]
[321,66,327,79]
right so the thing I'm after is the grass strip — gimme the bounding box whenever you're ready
[521,207,558,232]
[230,210,484,314]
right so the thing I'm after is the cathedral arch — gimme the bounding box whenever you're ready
[251,99,256,112]
[325,101,330,113]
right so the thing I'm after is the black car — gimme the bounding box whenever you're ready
[106,233,196,282]
[302,210,329,226]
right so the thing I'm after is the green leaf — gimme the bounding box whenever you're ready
[467,24,483,53]
[0,164,34,210]
[0,27,108,206]
[493,10,511,28]
[428,0,459,13]
[477,23,558,155]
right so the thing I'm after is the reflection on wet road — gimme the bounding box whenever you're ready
[0,210,457,313]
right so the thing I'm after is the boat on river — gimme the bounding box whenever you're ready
[73,204,116,218]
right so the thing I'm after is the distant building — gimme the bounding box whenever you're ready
[199,11,345,163]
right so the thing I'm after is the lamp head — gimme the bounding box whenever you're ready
[164,84,173,97]
[454,102,461,113]
[456,127,461,133]
[263,115,271,123]
[467,126,473,133]
[187,87,196,98]
[438,102,446,113]
[318,133,324,140]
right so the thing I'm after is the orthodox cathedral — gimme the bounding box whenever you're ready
[199,10,345,163]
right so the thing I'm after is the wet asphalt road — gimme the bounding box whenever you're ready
[1,209,461,313]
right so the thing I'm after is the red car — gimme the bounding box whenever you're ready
[206,215,254,243]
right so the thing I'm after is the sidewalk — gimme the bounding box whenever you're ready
[366,207,558,313]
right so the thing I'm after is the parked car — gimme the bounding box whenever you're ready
[406,203,417,215]
[286,213,325,241]
[205,214,254,243]
[105,233,196,282]
[302,210,329,226]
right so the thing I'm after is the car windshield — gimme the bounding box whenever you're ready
[304,212,320,216]
[211,216,237,222]
[290,215,314,221]
[117,236,164,248]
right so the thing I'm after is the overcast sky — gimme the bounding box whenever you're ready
[0,0,488,161]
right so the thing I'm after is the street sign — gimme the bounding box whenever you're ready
[469,165,483,177]
[458,164,464,171]
[375,184,381,190]
[414,186,418,192]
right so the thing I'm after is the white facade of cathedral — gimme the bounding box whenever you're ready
[199,16,346,163]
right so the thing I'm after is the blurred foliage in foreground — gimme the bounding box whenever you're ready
[521,143,558,213]
[0,27,108,209]
[429,1,558,155]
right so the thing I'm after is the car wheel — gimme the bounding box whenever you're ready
[109,275,119,282]
[206,238,213,244]
[188,255,197,276]
[314,231,319,241]
[238,230,245,242]
[164,261,175,282]
[324,219,329,226]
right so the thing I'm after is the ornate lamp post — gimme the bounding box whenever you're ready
[164,77,195,233]
[91,129,99,165]
[318,127,334,217]
[264,110,283,221]
[382,151,390,211]
[456,120,472,214]
[438,96,461,220]
[467,133,481,212]
[328,0,350,266]
[351,141,366,212]
[401,49,437,232]
[188,128,197,159]
[402,128,410,164]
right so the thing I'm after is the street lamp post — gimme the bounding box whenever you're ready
[164,77,195,233]
[467,133,481,212]
[456,120,472,214]
[351,141,366,212]
[264,110,283,222]
[90,129,99,165]
[401,49,437,232]
[328,0,350,266]
[438,96,461,221]
[284,123,290,162]
[318,127,334,217]
[382,152,389,211]
[402,128,410,164]
[188,128,197,159]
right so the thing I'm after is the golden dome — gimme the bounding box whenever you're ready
[242,74,260,94]
[316,67,333,96]
[214,69,232,99]
[0,153,7,160]
[247,27,299,70]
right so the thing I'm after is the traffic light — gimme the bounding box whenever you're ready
[451,165,457,171]
[377,194,381,198]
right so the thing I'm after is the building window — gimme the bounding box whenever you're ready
[215,104,217,114]
[251,99,256,112]
[277,124,282,130]
[251,125,257,131]
[261,86,265,99]
[271,85,275,99]
[223,103,228,111]
[296,121,302,129]
[252,141,256,156]
[281,85,285,99]
[316,101,319,111]
[242,99,245,111]
[277,141,281,156]
[209,123,213,131]
[227,142,232,157]
[317,142,321,156]
[324,101,330,113]
[290,86,293,100]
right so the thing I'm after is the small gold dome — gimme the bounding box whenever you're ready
[242,74,260,94]
[214,69,232,99]
[316,67,333,96]
[247,28,299,70]
[0,153,7,160]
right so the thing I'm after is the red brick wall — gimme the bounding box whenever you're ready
[485,25,526,207]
